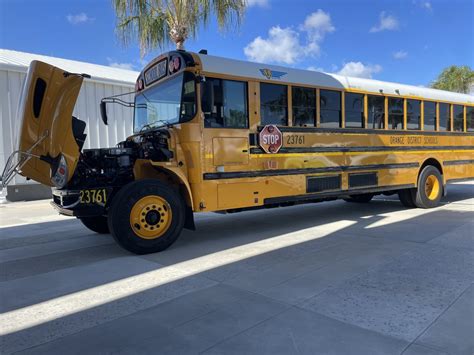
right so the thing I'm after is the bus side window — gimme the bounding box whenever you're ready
[407,99,421,130]
[202,78,248,128]
[320,89,341,128]
[424,101,437,131]
[388,98,404,129]
[453,105,464,132]
[292,86,316,126]
[467,106,474,132]
[367,95,385,129]
[260,83,288,126]
[345,93,364,128]
[439,103,450,131]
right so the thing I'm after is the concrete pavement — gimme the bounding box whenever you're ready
[0,182,473,354]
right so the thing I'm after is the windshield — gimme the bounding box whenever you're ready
[133,71,196,132]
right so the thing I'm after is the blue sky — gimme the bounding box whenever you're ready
[0,0,472,86]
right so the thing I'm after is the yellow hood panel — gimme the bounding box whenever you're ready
[18,61,84,186]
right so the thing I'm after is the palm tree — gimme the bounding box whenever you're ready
[112,0,246,56]
[431,65,474,94]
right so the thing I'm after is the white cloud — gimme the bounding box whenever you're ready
[107,58,135,70]
[370,12,399,33]
[66,12,93,25]
[300,9,335,42]
[337,62,382,79]
[413,1,433,11]
[246,0,269,7]
[244,27,307,64]
[393,50,408,59]
[244,10,335,65]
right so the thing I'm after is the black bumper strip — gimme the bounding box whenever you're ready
[443,159,474,166]
[264,184,416,205]
[250,145,474,155]
[263,126,474,136]
[203,162,419,180]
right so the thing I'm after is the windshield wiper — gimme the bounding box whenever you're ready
[139,119,172,133]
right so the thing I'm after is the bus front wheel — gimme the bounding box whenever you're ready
[107,180,185,254]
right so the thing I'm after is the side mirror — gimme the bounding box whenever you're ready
[201,80,214,113]
[100,101,108,125]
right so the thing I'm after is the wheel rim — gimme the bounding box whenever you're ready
[424,175,440,201]
[129,195,172,239]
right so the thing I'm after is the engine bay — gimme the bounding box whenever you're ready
[67,129,173,189]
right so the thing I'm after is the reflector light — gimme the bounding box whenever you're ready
[51,155,68,188]
[169,56,181,74]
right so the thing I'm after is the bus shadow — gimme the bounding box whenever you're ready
[1,188,473,353]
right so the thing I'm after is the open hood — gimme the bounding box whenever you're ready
[14,60,87,187]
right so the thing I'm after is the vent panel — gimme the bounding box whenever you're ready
[307,175,341,193]
[349,172,378,188]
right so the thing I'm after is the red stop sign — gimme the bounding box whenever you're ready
[259,125,283,154]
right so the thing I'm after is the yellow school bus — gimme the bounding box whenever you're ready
[2,50,473,254]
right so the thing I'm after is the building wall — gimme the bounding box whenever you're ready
[0,67,135,201]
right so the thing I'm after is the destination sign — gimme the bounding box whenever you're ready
[144,59,167,86]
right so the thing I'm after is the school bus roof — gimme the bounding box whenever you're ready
[196,52,474,105]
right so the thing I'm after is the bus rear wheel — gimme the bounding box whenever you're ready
[414,166,443,209]
[79,216,110,234]
[343,193,374,203]
[108,180,185,254]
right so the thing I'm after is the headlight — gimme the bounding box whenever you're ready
[51,155,68,188]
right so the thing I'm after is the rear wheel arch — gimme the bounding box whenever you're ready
[419,158,443,183]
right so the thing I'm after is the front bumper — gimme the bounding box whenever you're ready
[51,188,107,217]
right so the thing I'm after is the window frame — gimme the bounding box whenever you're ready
[201,77,249,129]
[291,85,317,127]
[344,92,366,129]
[387,96,405,130]
[466,105,474,132]
[260,82,289,126]
[367,94,386,129]
[406,99,421,131]
[452,104,465,132]
[319,89,342,128]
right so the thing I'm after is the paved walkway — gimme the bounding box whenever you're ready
[0,182,473,354]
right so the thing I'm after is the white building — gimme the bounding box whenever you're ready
[0,49,139,201]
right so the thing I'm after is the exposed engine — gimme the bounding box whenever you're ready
[67,129,173,189]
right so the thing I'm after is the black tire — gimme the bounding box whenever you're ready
[343,193,374,203]
[398,188,417,208]
[79,216,110,234]
[415,166,443,208]
[107,180,185,254]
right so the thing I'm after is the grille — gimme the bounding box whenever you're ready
[349,172,378,188]
[307,175,341,193]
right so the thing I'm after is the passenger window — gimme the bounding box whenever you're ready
[466,106,474,132]
[453,105,464,132]
[345,93,364,128]
[439,103,450,131]
[388,98,404,129]
[202,78,248,128]
[407,99,421,130]
[292,86,315,126]
[367,95,385,129]
[260,83,288,126]
[320,90,341,128]
[423,101,437,131]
